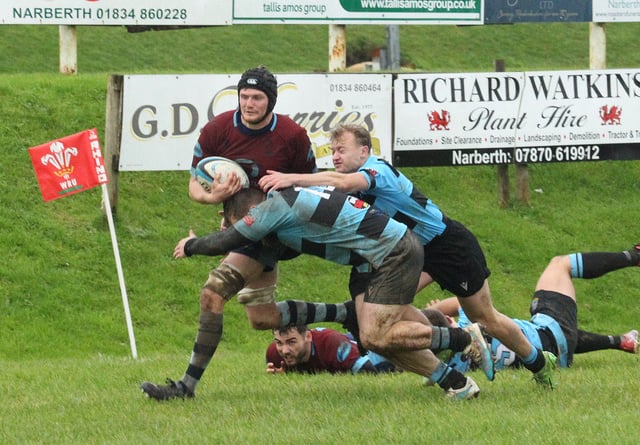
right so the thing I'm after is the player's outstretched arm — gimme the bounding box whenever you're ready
[175,227,254,258]
[259,170,368,194]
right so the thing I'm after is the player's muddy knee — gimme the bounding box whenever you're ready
[199,287,227,312]
[239,286,278,329]
[246,313,278,330]
[202,263,246,306]
[237,285,276,307]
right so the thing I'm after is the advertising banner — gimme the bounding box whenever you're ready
[394,69,640,166]
[1,0,231,25]
[484,0,591,23]
[119,73,393,171]
[593,1,640,23]
[233,0,483,24]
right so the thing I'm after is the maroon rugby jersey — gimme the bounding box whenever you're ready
[192,110,316,187]
[265,328,362,374]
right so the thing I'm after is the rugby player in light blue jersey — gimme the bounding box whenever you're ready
[259,123,556,389]
[428,245,640,373]
[170,185,487,400]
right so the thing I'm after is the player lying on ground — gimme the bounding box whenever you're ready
[265,307,450,375]
[427,244,640,373]
[265,325,397,374]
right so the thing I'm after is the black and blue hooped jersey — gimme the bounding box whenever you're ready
[356,156,446,244]
[232,186,407,268]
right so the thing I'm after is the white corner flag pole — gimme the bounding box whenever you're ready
[101,184,138,359]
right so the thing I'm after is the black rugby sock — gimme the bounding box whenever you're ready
[181,311,223,392]
[522,348,545,374]
[574,248,639,279]
[575,329,619,353]
[431,327,470,352]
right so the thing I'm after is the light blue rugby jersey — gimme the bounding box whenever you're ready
[232,185,407,268]
[457,308,568,370]
[357,156,446,244]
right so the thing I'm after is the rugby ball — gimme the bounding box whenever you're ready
[195,156,250,192]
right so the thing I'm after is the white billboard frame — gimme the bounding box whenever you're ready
[232,0,484,25]
[593,2,640,23]
[119,73,393,171]
[0,0,231,25]
[393,68,640,166]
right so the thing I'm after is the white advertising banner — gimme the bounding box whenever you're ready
[233,0,483,24]
[593,2,640,23]
[120,73,393,171]
[1,0,231,25]
[394,69,640,166]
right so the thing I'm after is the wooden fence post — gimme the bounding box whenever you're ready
[495,59,530,206]
[103,74,124,218]
[59,25,77,75]
[589,22,607,69]
[515,164,530,205]
[329,24,346,72]
[494,59,510,208]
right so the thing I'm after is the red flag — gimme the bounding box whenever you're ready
[29,128,108,202]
